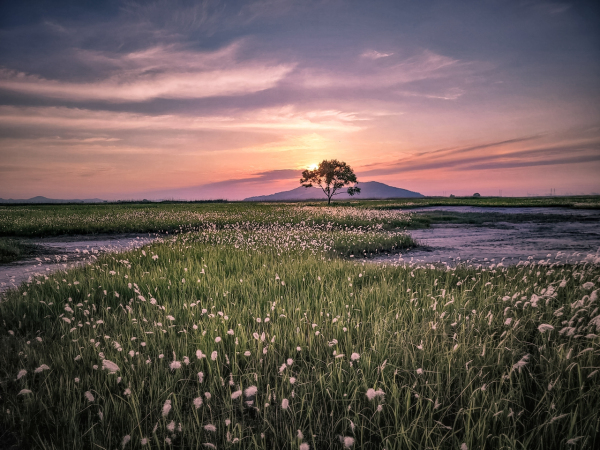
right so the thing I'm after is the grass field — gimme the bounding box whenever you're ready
[0,202,599,449]
[0,203,420,238]
[1,195,599,238]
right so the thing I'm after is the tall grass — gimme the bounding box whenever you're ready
[0,238,38,263]
[1,225,598,449]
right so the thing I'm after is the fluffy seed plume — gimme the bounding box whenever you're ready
[339,436,355,448]
[366,388,385,400]
[512,354,530,373]
[34,364,50,373]
[244,385,258,397]
[231,390,242,399]
[102,359,120,373]
[162,399,172,417]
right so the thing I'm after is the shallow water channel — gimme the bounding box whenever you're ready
[377,206,600,267]
[0,234,157,293]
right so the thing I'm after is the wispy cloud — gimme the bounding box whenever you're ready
[0,42,294,102]
[359,137,600,177]
[297,50,462,89]
[395,87,465,100]
[0,105,364,134]
[361,50,394,59]
[138,168,301,200]
[182,168,299,188]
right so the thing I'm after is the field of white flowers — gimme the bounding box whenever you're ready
[0,207,599,449]
[0,204,418,237]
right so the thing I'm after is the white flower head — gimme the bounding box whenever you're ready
[244,385,258,397]
[102,359,120,374]
[231,390,242,400]
[34,364,50,373]
[162,399,172,417]
[366,388,385,400]
[339,436,355,448]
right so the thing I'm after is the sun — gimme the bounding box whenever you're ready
[307,163,319,171]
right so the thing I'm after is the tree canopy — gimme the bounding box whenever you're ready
[300,159,360,204]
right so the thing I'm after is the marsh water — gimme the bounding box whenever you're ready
[1,206,599,293]
[0,234,157,293]
[377,206,600,267]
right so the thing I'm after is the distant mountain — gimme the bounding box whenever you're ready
[244,181,423,201]
[0,196,105,204]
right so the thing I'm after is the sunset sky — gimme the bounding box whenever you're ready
[1,0,599,200]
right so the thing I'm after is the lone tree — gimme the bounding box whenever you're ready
[300,159,361,205]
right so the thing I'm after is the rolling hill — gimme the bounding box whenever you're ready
[244,181,423,201]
